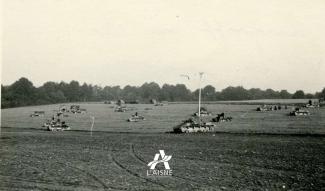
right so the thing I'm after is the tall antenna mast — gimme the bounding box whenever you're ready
[198,72,204,119]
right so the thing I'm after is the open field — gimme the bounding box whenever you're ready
[172,99,320,105]
[1,102,325,134]
[0,128,324,190]
[1,102,325,190]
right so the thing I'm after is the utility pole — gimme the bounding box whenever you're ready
[198,72,204,118]
[90,116,95,137]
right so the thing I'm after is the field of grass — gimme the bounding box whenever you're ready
[1,102,325,134]
[172,99,319,105]
[1,102,325,190]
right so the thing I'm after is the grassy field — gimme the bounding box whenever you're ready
[1,102,325,134]
[171,99,320,105]
[1,102,325,190]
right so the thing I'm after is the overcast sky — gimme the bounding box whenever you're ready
[2,0,325,93]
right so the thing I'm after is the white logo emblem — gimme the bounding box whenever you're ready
[147,150,173,176]
[148,150,172,169]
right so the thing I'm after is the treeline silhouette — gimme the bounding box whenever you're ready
[1,77,325,108]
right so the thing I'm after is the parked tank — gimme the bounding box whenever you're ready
[193,107,211,117]
[289,107,310,116]
[304,99,320,108]
[30,111,45,117]
[70,105,87,114]
[43,117,70,131]
[127,112,145,122]
[154,102,164,106]
[59,105,68,112]
[211,113,233,122]
[256,105,278,111]
[115,106,128,112]
[173,117,215,133]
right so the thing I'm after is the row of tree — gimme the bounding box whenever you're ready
[1,77,325,108]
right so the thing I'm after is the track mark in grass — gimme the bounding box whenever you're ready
[57,160,124,190]
[69,165,109,190]
[129,143,147,164]
[0,175,102,191]
[109,140,167,189]
[110,154,167,188]
[186,155,297,175]
[31,155,120,190]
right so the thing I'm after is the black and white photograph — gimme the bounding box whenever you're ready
[1,0,325,190]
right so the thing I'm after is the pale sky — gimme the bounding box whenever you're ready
[1,0,325,93]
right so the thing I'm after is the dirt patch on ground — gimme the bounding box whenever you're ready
[0,129,324,190]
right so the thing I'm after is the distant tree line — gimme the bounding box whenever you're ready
[1,77,325,108]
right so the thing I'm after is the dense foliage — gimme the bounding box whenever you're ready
[1,77,325,108]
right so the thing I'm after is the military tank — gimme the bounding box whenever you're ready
[43,119,70,131]
[173,117,215,133]
[174,72,215,133]
[193,107,211,117]
[30,111,45,117]
[289,107,310,116]
[127,112,145,122]
[69,105,87,114]
[211,113,233,122]
[115,106,128,112]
